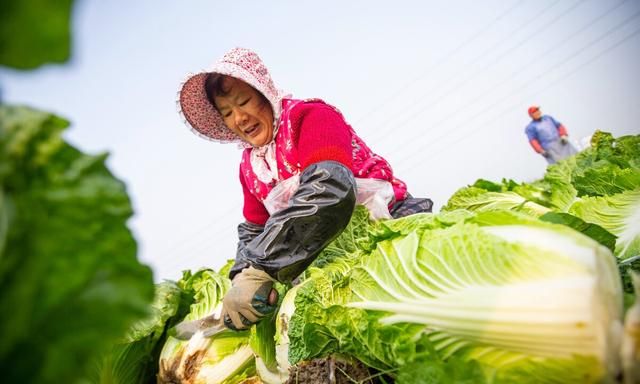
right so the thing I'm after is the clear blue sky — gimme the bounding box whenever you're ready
[1,0,639,280]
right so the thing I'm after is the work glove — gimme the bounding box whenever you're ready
[560,135,569,145]
[221,266,277,330]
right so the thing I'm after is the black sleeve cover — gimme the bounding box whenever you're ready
[229,221,265,280]
[237,160,356,283]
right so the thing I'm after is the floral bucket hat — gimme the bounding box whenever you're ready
[178,47,287,144]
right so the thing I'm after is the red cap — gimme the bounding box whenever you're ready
[528,105,540,116]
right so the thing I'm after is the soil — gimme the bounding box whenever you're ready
[285,357,387,384]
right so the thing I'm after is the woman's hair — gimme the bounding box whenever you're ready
[204,73,270,112]
[204,73,229,107]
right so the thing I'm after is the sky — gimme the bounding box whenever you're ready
[1,0,639,281]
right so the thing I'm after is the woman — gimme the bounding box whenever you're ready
[179,47,432,330]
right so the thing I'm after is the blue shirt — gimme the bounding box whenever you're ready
[524,115,562,150]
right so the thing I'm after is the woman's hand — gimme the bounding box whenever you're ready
[221,266,278,330]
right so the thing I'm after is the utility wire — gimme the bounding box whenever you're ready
[157,202,241,262]
[362,0,581,145]
[385,0,630,158]
[153,1,636,273]
[368,0,587,148]
[154,1,547,266]
[394,22,640,173]
[351,0,526,129]
[160,224,237,274]
[173,223,236,260]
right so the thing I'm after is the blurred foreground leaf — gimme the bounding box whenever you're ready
[0,105,154,383]
[0,0,75,69]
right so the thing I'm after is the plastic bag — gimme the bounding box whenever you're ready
[263,175,394,220]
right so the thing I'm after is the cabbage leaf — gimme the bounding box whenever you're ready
[287,210,624,383]
[0,106,154,383]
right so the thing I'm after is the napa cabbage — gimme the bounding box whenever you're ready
[0,106,154,383]
[157,269,256,384]
[285,209,624,383]
[92,281,185,383]
[569,189,640,260]
[443,132,640,262]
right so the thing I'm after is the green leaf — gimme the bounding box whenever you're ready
[91,281,187,384]
[540,212,617,252]
[0,0,75,69]
[0,105,154,383]
[443,186,551,217]
[250,311,277,370]
[288,209,624,383]
[571,131,640,197]
[568,189,640,260]
[157,268,256,383]
[311,205,376,268]
[396,357,486,384]
[542,157,579,211]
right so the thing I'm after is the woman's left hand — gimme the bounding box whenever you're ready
[221,266,277,330]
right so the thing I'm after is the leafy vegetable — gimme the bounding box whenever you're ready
[0,105,154,383]
[250,307,277,371]
[91,281,184,383]
[444,131,640,263]
[0,0,75,69]
[572,132,640,197]
[622,271,640,383]
[539,212,617,252]
[157,269,256,384]
[568,189,640,260]
[395,353,485,384]
[444,187,551,217]
[286,209,624,383]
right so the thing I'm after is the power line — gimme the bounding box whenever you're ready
[367,0,587,148]
[385,0,630,159]
[160,224,237,274]
[174,223,237,258]
[394,22,640,174]
[154,1,565,267]
[362,0,566,144]
[156,202,241,262]
[350,0,527,129]
[386,4,637,168]
[152,1,637,275]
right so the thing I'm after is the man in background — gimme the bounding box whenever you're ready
[524,105,578,164]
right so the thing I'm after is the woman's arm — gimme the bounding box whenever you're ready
[229,220,264,280]
[229,167,269,280]
[238,160,356,282]
[237,102,357,282]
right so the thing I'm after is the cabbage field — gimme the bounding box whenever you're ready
[1,106,639,383]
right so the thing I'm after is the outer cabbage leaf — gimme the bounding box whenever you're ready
[157,269,255,384]
[539,212,617,252]
[92,282,184,384]
[443,186,551,217]
[288,210,624,383]
[0,106,154,383]
[573,162,640,197]
[310,205,376,269]
[572,132,640,197]
[568,189,640,260]
[396,355,485,384]
[542,157,579,211]
[0,0,75,69]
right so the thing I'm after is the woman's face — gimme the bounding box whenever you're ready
[214,77,274,147]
